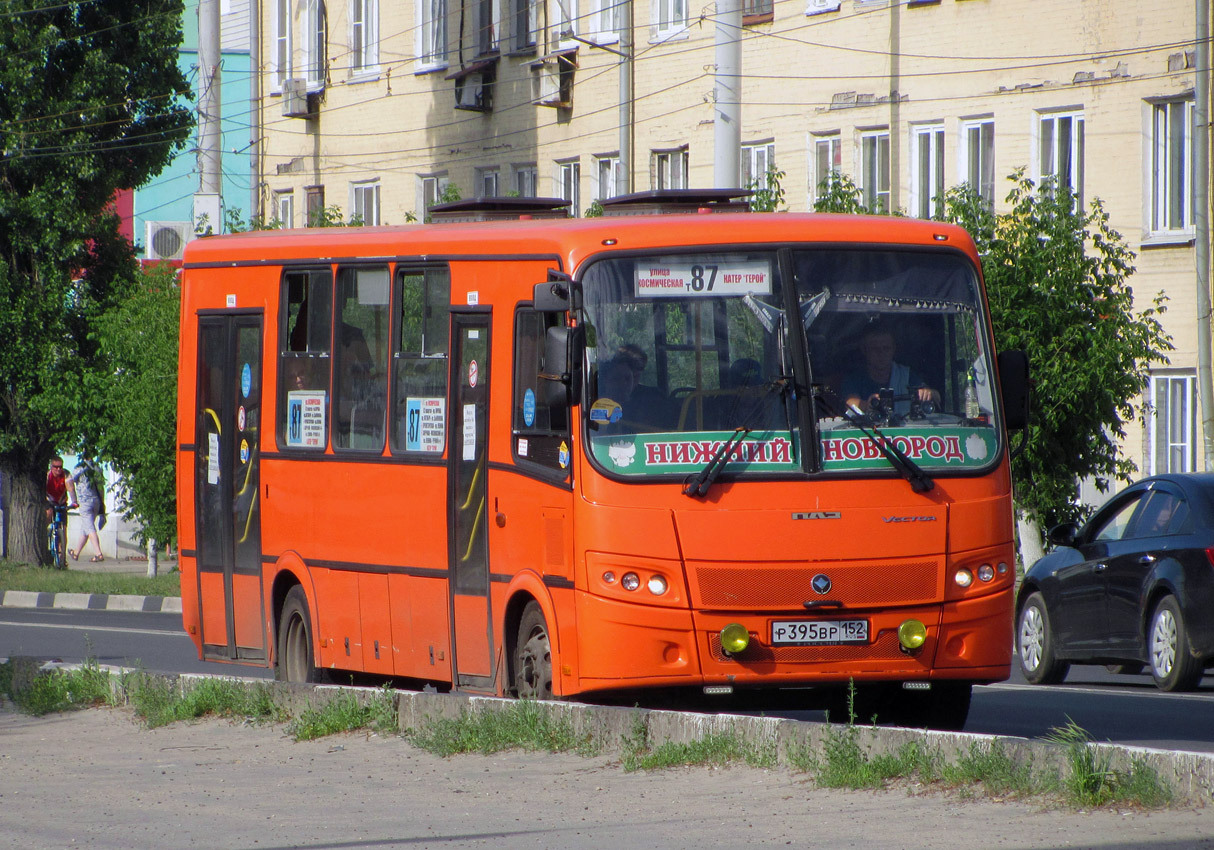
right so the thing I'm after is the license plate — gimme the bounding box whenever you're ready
[771,619,869,646]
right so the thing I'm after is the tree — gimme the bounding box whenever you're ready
[815,171,1172,563]
[0,0,193,564]
[86,263,180,552]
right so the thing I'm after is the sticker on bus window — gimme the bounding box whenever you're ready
[241,362,252,398]
[207,432,220,484]
[635,260,772,298]
[591,431,798,475]
[286,390,327,448]
[523,389,536,427]
[462,404,477,460]
[818,426,996,471]
[405,397,446,453]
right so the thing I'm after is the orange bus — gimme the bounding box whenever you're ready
[177,192,1028,730]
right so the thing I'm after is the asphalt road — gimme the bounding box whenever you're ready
[2,606,1213,751]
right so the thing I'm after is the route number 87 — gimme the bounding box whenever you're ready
[687,264,718,292]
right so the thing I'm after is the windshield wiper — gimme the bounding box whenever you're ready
[682,426,751,498]
[813,386,935,494]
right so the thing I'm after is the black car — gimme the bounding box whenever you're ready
[1016,473,1214,692]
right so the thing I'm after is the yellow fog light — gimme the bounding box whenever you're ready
[898,619,927,651]
[720,623,750,655]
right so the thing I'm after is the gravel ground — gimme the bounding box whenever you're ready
[1,707,1212,850]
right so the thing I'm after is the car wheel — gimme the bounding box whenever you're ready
[1148,596,1203,692]
[1017,592,1069,685]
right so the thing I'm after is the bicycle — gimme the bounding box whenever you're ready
[47,502,70,570]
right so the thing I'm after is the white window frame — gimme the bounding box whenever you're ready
[587,0,619,43]
[514,163,538,197]
[959,117,995,208]
[1036,109,1084,210]
[475,0,502,54]
[594,154,620,201]
[303,0,326,86]
[1150,98,1195,236]
[416,0,448,70]
[859,129,890,213]
[910,123,945,220]
[556,158,581,216]
[1148,372,1197,475]
[650,0,689,42]
[652,148,688,190]
[273,0,292,90]
[552,0,578,44]
[351,180,381,225]
[477,167,501,196]
[809,132,841,207]
[419,173,450,219]
[741,141,775,193]
[351,0,380,75]
[275,190,295,228]
[513,0,539,50]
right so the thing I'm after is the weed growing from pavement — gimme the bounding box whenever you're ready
[406,699,597,757]
[128,674,284,729]
[623,728,778,772]
[940,739,1037,800]
[1046,718,1173,809]
[3,659,116,715]
[289,686,399,741]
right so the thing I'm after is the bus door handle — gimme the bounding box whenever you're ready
[803,599,844,609]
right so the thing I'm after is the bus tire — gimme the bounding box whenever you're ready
[276,586,322,684]
[513,601,554,700]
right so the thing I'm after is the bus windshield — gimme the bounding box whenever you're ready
[580,247,999,479]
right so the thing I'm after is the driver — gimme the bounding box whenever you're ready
[841,323,939,415]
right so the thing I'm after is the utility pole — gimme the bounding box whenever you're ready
[194,0,222,235]
[619,0,634,194]
[1197,0,1214,470]
[887,0,900,212]
[713,0,741,189]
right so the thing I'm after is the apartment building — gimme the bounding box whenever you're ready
[254,0,1204,481]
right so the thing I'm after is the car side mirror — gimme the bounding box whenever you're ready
[997,349,1030,431]
[1046,521,1079,548]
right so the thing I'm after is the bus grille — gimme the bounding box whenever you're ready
[692,560,939,609]
[709,629,907,663]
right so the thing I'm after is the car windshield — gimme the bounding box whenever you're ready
[579,247,1000,479]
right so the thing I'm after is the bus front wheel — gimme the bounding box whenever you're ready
[514,602,554,700]
[277,586,322,684]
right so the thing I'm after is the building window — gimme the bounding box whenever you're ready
[651,0,688,41]
[419,173,450,220]
[1151,98,1195,234]
[304,0,326,85]
[1038,110,1084,210]
[476,0,501,54]
[594,154,620,200]
[1148,372,1197,474]
[274,0,292,89]
[417,0,448,69]
[477,167,500,196]
[553,0,577,42]
[859,130,890,213]
[810,132,841,206]
[960,118,995,208]
[588,0,618,42]
[351,0,379,73]
[513,0,539,51]
[556,159,580,216]
[514,163,538,197]
[741,141,775,193]
[305,185,325,224]
[352,180,381,225]
[276,190,295,228]
[911,123,944,219]
[652,148,688,190]
[743,0,773,23]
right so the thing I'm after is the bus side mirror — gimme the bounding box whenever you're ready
[541,324,584,410]
[997,349,1030,431]
[533,271,579,312]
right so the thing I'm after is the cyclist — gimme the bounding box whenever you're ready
[45,456,77,567]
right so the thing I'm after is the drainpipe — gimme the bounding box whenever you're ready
[1197,0,1214,469]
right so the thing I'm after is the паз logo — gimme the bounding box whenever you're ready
[792,511,841,520]
[811,574,832,594]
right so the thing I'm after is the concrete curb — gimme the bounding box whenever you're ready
[8,663,1207,807]
[0,590,182,614]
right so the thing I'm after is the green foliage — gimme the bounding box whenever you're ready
[288,690,398,740]
[1044,718,1172,808]
[222,207,284,233]
[7,661,115,715]
[812,172,871,215]
[584,199,605,218]
[623,729,777,772]
[130,675,284,728]
[944,172,1172,527]
[407,699,595,757]
[941,739,1037,799]
[748,168,787,212]
[87,264,181,547]
[0,561,181,596]
[0,0,193,564]
[308,204,364,228]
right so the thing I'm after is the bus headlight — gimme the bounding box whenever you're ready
[898,619,927,651]
[647,574,668,596]
[621,572,641,591]
[720,623,750,655]
[954,568,974,588]
[977,564,995,582]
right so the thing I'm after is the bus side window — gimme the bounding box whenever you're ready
[391,265,451,456]
[333,266,390,451]
[279,269,333,450]
[512,307,570,473]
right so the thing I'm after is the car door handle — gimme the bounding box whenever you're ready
[1139,554,1157,565]
[1093,563,1108,572]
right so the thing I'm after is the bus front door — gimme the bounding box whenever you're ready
[194,314,266,664]
[448,312,495,689]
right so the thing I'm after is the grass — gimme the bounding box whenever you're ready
[0,661,1179,810]
[0,560,181,598]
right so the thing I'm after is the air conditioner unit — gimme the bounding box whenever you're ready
[145,221,190,261]
[530,51,576,108]
[282,78,314,118]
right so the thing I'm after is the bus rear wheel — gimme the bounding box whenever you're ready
[514,602,554,700]
[277,586,322,684]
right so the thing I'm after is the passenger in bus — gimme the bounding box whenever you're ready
[615,343,672,426]
[840,323,939,416]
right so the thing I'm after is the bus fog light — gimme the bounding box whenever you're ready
[898,619,927,651]
[997,562,1009,575]
[954,568,973,588]
[602,571,617,584]
[621,572,640,591]
[720,623,750,655]
[977,564,995,582]
[647,575,668,595]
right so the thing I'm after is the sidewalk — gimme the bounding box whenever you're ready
[0,553,182,613]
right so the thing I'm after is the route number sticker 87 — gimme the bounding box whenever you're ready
[635,259,772,298]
